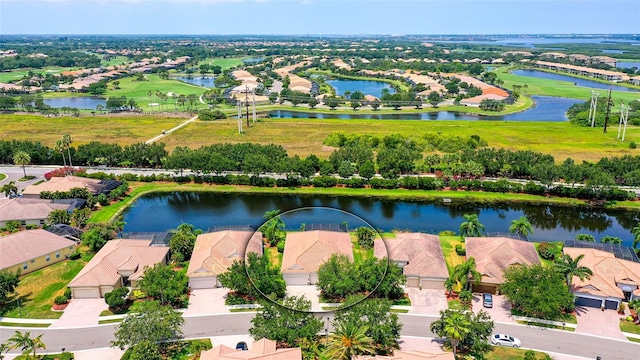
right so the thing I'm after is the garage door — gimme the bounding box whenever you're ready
[421,279,443,290]
[407,277,420,288]
[472,284,497,294]
[72,288,100,299]
[605,300,619,310]
[190,276,217,290]
[309,272,319,285]
[575,296,602,308]
[284,273,309,286]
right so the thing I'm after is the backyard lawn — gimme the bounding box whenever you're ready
[439,236,466,274]
[2,257,89,319]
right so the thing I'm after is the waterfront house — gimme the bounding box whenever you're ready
[0,229,77,275]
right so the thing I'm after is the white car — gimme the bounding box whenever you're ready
[491,334,521,348]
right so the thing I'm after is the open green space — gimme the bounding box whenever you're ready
[485,346,550,360]
[439,236,466,274]
[0,67,71,83]
[164,117,639,162]
[494,66,640,104]
[620,320,640,335]
[100,55,131,67]
[1,258,88,319]
[0,114,186,147]
[198,57,249,70]
[0,322,50,328]
[0,173,6,181]
[104,74,207,111]
[264,246,282,269]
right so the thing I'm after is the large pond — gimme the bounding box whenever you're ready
[326,79,394,98]
[267,96,581,121]
[121,192,639,247]
[174,76,215,88]
[43,97,106,109]
[511,69,640,92]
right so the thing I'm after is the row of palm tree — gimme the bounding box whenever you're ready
[0,331,46,359]
[459,214,534,239]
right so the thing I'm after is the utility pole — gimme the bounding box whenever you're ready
[237,100,243,134]
[602,89,612,133]
[588,90,600,127]
[245,85,250,129]
[617,103,630,142]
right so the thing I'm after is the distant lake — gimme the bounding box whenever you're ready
[433,37,638,48]
[175,76,215,88]
[512,69,640,92]
[327,79,394,98]
[43,97,106,109]
[602,49,625,54]
[244,57,264,64]
[617,61,640,69]
[267,96,580,122]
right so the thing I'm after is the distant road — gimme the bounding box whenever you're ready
[145,114,198,144]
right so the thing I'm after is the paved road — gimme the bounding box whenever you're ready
[145,114,199,144]
[1,313,638,358]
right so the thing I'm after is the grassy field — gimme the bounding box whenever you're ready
[104,74,207,110]
[1,257,88,319]
[198,57,249,71]
[100,55,131,67]
[495,66,640,104]
[0,67,72,83]
[0,114,187,147]
[486,346,550,360]
[163,117,640,162]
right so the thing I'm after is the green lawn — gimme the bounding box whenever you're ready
[620,320,640,335]
[0,173,6,181]
[100,55,131,67]
[264,246,282,269]
[439,236,466,274]
[199,57,250,71]
[485,346,550,360]
[0,114,186,147]
[2,258,88,319]
[105,74,207,111]
[351,234,374,263]
[0,67,72,83]
[0,322,50,327]
[494,66,640,104]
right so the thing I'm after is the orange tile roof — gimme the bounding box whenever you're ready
[374,233,449,279]
[0,229,77,270]
[281,231,353,274]
[201,338,302,360]
[187,231,263,278]
[465,237,540,284]
[22,176,105,196]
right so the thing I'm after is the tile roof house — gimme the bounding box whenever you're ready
[563,247,640,310]
[281,230,353,286]
[465,237,540,294]
[0,229,78,275]
[187,230,263,289]
[374,233,449,289]
[201,338,301,360]
[354,349,454,360]
[22,176,106,198]
[68,239,169,299]
[0,198,71,227]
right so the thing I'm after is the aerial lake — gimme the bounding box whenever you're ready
[326,79,394,98]
[267,96,581,121]
[43,97,106,109]
[511,69,640,92]
[617,61,640,69]
[174,76,216,88]
[121,192,639,248]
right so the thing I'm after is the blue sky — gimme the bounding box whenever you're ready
[1,0,638,35]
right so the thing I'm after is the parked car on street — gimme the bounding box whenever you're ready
[483,293,493,308]
[491,334,521,348]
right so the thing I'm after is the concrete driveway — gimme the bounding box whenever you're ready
[183,288,229,316]
[574,306,626,340]
[286,285,323,312]
[50,299,108,328]
[472,293,517,324]
[406,288,447,315]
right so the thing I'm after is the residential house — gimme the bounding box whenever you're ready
[535,61,629,82]
[563,247,640,310]
[465,237,540,294]
[630,75,640,86]
[354,349,454,360]
[201,338,301,360]
[0,229,77,275]
[22,176,108,198]
[374,233,449,289]
[68,239,169,299]
[187,230,263,289]
[0,198,72,227]
[281,230,353,286]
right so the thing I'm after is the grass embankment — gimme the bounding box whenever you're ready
[91,181,638,226]
[165,116,639,162]
[1,256,89,319]
[0,114,186,147]
[494,66,640,103]
[486,346,550,360]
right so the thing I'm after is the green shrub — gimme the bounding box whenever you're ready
[439,230,456,236]
[69,251,81,260]
[198,108,227,121]
[225,293,252,305]
[455,244,466,256]
[537,242,558,260]
[64,287,72,299]
[629,141,637,149]
[25,224,39,230]
[276,240,285,253]
[54,295,68,305]
[5,220,21,232]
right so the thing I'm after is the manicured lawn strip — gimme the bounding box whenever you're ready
[264,247,282,269]
[0,114,186,147]
[165,117,639,162]
[0,322,50,327]
[104,74,207,111]
[516,320,575,331]
[98,318,124,325]
[629,337,640,343]
[0,173,6,181]
[486,346,550,360]
[90,181,640,224]
[439,236,466,274]
[494,66,640,103]
[2,258,88,319]
[620,320,640,335]
[229,308,259,313]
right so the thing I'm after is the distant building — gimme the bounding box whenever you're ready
[0,229,77,275]
[22,176,119,198]
[0,198,72,227]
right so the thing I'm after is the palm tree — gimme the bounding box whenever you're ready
[508,216,534,239]
[444,277,456,298]
[1,181,18,197]
[453,257,481,292]
[13,151,31,178]
[0,342,11,360]
[262,209,285,246]
[575,234,596,242]
[459,213,485,238]
[324,322,374,360]
[8,331,46,359]
[62,134,73,167]
[632,222,640,251]
[555,253,593,289]
[443,311,471,357]
[55,139,67,166]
